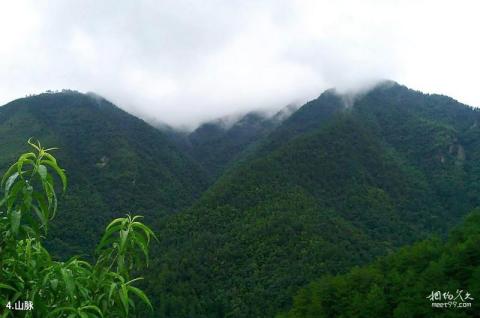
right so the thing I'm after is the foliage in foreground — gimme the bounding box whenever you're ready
[0,91,209,259]
[0,140,156,317]
[281,211,480,317]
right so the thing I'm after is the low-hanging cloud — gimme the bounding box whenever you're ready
[1,0,479,129]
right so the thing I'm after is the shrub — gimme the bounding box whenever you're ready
[0,139,156,317]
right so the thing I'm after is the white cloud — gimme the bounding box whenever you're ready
[0,0,479,128]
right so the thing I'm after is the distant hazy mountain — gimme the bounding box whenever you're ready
[0,91,209,256]
[144,82,480,317]
[164,105,297,177]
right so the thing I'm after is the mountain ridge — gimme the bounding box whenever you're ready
[2,81,480,317]
[142,81,480,317]
[0,90,210,257]
[163,105,298,177]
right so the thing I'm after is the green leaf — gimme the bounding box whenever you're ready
[43,180,58,219]
[119,284,129,315]
[79,305,104,318]
[0,283,17,292]
[128,285,153,311]
[10,209,21,235]
[22,185,33,211]
[105,217,126,232]
[27,138,41,151]
[132,221,158,242]
[96,224,123,252]
[47,307,77,318]
[37,164,47,180]
[4,172,19,194]
[33,192,50,221]
[16,152,36,176]
[78,312,88,318]
[6,180,24,211]
[41,160,67,192]
[32,205,47,228]
[108,283,117,303]
[43,152,58,164]
[51,278,59,290]
[1,162,18,187]
[119,229,129,253]
[131,233,149,265]
[61,268,75,298]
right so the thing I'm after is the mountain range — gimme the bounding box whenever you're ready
[0,81,479,317]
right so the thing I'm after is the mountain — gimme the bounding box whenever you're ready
[2,82,479,317]
[143,82,480,317]
[166,106,296,177]
[281,210,480,317]
[0,90,209,257]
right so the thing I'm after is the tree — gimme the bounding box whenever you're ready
[0,139,156,317]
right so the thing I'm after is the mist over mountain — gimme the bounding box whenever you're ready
[2,1,480,316]
[1,81,480,317]
[141,82,480,317]
[163,104,299,177]
[2,1,480,128]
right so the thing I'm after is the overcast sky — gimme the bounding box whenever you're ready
[1,1,479,129]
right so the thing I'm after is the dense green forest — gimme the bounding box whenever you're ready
[164,108,294,178]
[142,82,480,317]
[0,91,209,257]
[1,82,479,317]
[281,210,480,317]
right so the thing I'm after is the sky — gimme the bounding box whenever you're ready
[0,0,479,129]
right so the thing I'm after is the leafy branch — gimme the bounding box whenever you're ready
[0,140,156,317]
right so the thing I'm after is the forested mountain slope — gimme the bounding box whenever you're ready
[166,106,297,178]
[0,91,209,256]
[144,82,480,317]
[2,82,478,317]
[281,211,480,317]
